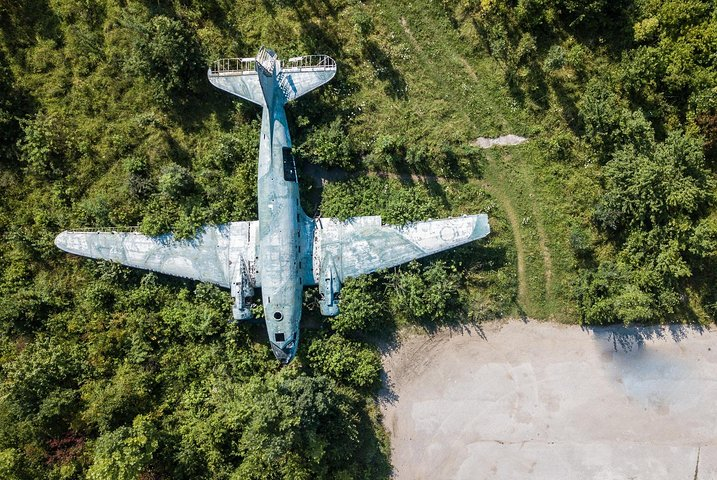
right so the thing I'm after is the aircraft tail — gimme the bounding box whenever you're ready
[208,56,266,106]
[208,48,336,106]
[276,55,336,102]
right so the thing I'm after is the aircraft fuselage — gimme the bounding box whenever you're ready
[256,71,305,362]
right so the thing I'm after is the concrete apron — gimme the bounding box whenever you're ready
[380,320,717,479]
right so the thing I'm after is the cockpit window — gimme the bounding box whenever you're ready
[282,147,297,182]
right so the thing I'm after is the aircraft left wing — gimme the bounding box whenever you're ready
[54,222,260,288]
[312,214,490,281]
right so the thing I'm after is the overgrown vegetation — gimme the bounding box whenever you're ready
[443,0,717,322]
[0,0,715,477]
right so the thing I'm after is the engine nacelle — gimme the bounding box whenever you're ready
[230,258,255,321]
[318,263,341,316]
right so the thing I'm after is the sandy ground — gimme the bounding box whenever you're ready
[380,320,717,479]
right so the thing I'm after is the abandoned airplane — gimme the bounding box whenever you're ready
[55,47,490,363]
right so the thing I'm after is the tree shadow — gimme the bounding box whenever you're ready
[363,40,408,100]
[550,78,581,135]
[583,322,707,352]
[378,367,400,408]
[0,0,61,51]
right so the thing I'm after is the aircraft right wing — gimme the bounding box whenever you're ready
[54,222,260,288]
[312,214,490,281]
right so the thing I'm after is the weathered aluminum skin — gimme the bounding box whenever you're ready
[314,215,491,280]
[54,223,258,288]
[55,47,491,363]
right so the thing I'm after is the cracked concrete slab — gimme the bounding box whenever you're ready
[380,320,717,479]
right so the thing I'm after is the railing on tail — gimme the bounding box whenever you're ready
[209,58,257,75]
[284,55,336,71]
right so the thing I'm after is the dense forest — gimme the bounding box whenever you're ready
[0,0,715,478]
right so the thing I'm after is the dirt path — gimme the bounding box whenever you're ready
[381,320,717,479]
[534,217,553,297]
[457,56,479,83]
[480,181,529,308]
[399,17,423,54]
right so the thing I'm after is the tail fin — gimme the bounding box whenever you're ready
[208,48,336,106]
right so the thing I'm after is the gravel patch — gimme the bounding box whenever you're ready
[473,135,528,148]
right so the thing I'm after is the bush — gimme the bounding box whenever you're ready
[18,114,75,179]
[388,261,460,324]
[297,118,354,169]
[307,335,381,390]
[329,276,387,335]
[158,163,193,198]
[123,14,201,101]
[86,415,158,480]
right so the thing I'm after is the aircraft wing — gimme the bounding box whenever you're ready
[54,222,260,288]
[313,214,490,280]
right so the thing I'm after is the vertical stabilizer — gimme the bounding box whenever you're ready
[255,46,277,76]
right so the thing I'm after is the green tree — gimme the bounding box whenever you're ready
[597,131,714,233]
[86,415,159,480]
[388,260,460,324]
[123,13,202,102]
[298,118,354,169]
[329,276,387,335]
[307,334,381,390]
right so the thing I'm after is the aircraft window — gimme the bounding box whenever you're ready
[282,147,297,182]
[273,311,283,320]
[275,332,285,342]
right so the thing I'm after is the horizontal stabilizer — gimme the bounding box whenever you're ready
[207,58,265,106]
[278,55,337,102]
[208,53,336,105]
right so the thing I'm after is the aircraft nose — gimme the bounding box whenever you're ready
[270,343,294,363]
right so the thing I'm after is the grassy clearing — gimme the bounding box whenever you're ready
[342,0,580,321]
[482,145,580,321]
